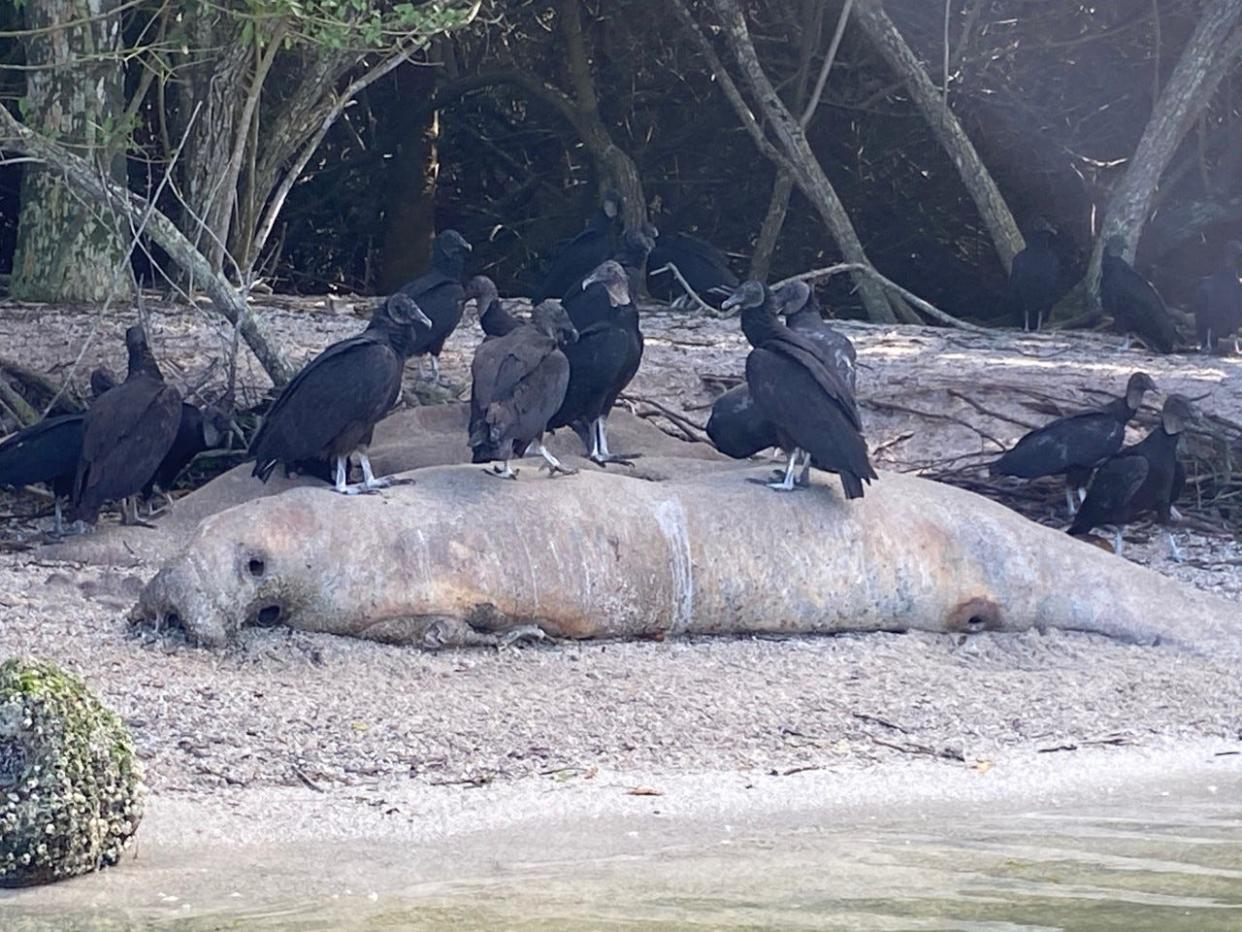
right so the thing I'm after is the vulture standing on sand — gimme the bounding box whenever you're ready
[1100,237,1180,353]
[532,189,622,303]
[723,280,876,497]
[1008,222,1061,332]
[1069,394,1195,560]
[647,230,738,308]
[72,325,183,525]
[398,229,472,380]
[706,280,856,471]
[550,259,644,464]
[1192,240,1242,353]
[250,294,431,494]
[469,300,579,478]
[0,368,117,533]
[990,371,1158,515]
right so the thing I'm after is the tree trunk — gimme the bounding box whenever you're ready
[557,0,648,231]
[172,8,250,277]
[703,0,901,323]
[1086,2,1242,296]
[750,171,795,281]
[9,0,131,303]
[853,0,1023,272]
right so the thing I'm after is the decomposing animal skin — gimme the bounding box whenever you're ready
[132,464,1240,654]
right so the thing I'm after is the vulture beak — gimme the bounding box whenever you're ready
[721,292,743,311]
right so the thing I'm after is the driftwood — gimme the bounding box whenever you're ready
[132,458,1240,655]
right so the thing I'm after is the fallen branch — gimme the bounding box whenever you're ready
[775,262,987,332]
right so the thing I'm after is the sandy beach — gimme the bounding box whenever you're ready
[1,299,1241,921]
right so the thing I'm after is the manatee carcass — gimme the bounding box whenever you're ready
[132,463,1240,653]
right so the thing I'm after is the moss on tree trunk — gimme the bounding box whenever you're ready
[9,0,131,304]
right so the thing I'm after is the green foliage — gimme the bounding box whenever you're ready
[0,658,144,888]
[232,0,481,52]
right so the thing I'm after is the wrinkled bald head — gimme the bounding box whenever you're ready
[583,260,632,308]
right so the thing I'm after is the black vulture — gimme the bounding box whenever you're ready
[250,294,431,494]
[1008,222,1061,332]
[705,384,777,460]
[1192,240,1242,353]
[531,188,622,302]
[1100,237,1180,353]
[0,367,120,533]
[707,280,857,473]
[647,230,738,308]
[1069,394,1196,560]
[550,260,644,464]
[990,371,1157,515]
[398,229,472,380]
[723,281,876,497]
[468,275,521,338]
[775,280,857,391]
[141,403,224,506]
[71,326,183,525]
[0,417,85,534]
[469,300,579,479]
[561,228,654,331]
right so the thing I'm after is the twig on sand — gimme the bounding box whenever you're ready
[650,262,720,316]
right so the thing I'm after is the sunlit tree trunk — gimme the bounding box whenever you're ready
[1086,0,1242,297]
[853,0,1023,272]
[10,0,130,303]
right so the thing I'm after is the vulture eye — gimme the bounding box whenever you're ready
[247,558,266,578]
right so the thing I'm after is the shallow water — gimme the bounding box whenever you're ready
[4,792,1242,930]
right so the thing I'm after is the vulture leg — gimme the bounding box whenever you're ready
[590,417,637,467]
[797,450,813,487]
[1169,505,1183,522]
[357,452,391,491]
[1117,335,1133,353]
[121,496,155,529]
[487,461,518,480]
[1165,529,1184,563]
[1023,310,1032,333]
[1079,487,1088,504]
[767,449,800,492]
[1112,527,1126,558]
[332,456,351,494]
[430,356,441,382]
[1036,311,1043,332]
[537,443,577,477]
[52,498,64,537]
[1064,486,1079,517]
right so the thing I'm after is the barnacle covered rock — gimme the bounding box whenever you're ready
[0,657,144,887]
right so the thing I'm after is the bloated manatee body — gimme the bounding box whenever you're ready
[133,465,1240,652]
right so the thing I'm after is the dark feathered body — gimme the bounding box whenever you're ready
[783,289,857,392]
[550,309,642,449]
[399,231,470,362]
[143,403,215,498]
[1101,251,1179,353]
[990,372,1155,499]
[532,196,620,302]
[469,325,572,465]
[0,415,85,500]
[647,231,738,305]
[738,290,875,498]
[1008,229,1061,331]
[991,396,1134,489]
[705,384,777,459]
[72,328,182,523]
[250,297,426,483]
[1192,265,1242,351]
[1068,423,1183,536]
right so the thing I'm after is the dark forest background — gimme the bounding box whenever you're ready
[2,0,1241,336]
